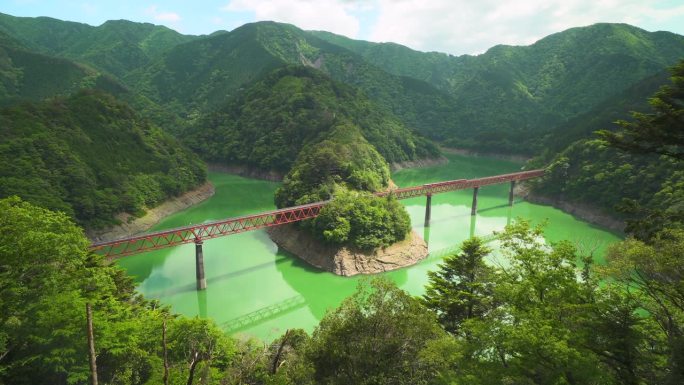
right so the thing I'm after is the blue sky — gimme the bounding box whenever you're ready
[4,0,684,55]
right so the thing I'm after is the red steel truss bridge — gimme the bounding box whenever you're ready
[90,169,543,260]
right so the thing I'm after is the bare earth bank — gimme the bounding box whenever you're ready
[267,224,429,276]
[87,182,215,243]
[513,183,624,234]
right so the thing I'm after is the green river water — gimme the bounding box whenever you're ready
[118,154,622,341]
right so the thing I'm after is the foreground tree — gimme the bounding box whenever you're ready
[305,278,446,385]
[599,59,684,160]
[168,317,234,385]
[603,229,684,384]
[422,237,495,334]
[0,196,167,384]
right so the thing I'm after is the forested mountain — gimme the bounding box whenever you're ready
[0,90,206,229]
[1,12,683,232]
[315,24,684,153]
[1,14,682,155]
[0,12,198,78]
[183,65,439,172]
[127,21,460,141]
[0,30,125,105]
[530,60,684,239]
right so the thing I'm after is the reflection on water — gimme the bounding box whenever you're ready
[117,154,622,342]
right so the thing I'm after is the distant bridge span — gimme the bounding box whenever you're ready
[90,169,544,289]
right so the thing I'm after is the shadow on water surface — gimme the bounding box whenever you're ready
[274,246,409,321]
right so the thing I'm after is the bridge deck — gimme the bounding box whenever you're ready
[90,169,544,258]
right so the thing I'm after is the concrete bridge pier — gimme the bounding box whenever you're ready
[469,213,477,238]
[471,187,479,216]
[195,239,207,290]
[424,193,432,227]
[509,181,516,206]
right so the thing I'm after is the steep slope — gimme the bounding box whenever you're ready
[127,22,287,117]
[315,24,684,153]
[539,69,669,155]
[183,66,439,173]
[0,12,198,78]
[128,21,458,139]
[0,30,126,105]
[0,90,206,229]
[528,60,684,237]
[310,30,460,88]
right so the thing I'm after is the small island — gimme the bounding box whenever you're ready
[267,117,432,275]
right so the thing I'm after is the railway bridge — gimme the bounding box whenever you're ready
[91,169,545,290]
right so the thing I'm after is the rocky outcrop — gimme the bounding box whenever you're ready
[87,182,215,242]
[267,224,429,276]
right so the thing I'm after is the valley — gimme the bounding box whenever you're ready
[0,8,683,385]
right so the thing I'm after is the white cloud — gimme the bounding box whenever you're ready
[155,12,181,22]
[369,0,684,55]
[215,0,684,55]
[145,5,182,23]
[222,0,362,38]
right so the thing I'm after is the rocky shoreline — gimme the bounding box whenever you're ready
[87,182,215,242]
[521,190,625,234]
[267,224,429,276]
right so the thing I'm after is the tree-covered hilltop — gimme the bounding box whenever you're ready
[274,123,391,207]
[185,65,439,173]
[274,121,411,250]
[127,20,462,140]
[0,90,206,229]
[530,59,684,239]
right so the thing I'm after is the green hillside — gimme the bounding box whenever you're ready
[127,20,460,142]
[0,90,206,229]
[183,65,439,173]
[539,69,670,155]
[529,60,684,238]
[0,30,126,105]
[0,12,197,78]
[4,15,682,156]
[315,24,684,153]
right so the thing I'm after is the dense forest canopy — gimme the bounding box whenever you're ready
[3,198,683,385]
[0,90,206,228]
[531,59,684,240]
[3,13,682,155]
[184,65,439,173]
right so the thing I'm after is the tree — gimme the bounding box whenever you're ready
[422,237,495,334]
[311,189,411,250]
[305,278,445,385]
[168,317,234,385]
[603,229,684,384]
[452,221,610,385]
[598,59,684,160]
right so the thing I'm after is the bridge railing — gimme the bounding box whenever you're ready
[90,169,545,258]
[90,200,328,258]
